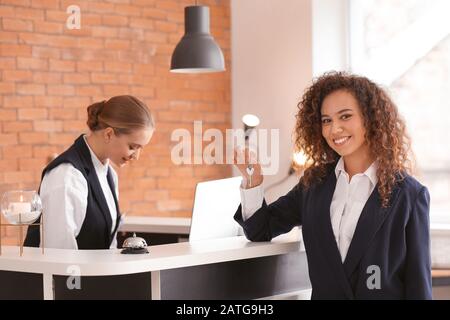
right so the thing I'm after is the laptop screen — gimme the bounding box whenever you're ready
[189,176,244,242]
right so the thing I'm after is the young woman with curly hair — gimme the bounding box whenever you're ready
[233,72,431,299]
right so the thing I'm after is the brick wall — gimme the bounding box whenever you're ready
[0,0,231,245]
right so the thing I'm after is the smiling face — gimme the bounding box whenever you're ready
[320,89,369,159]
[104,127,153,167]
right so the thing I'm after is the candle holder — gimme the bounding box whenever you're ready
[0,190,44,256]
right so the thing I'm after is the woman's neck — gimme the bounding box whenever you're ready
[342,145,375,179]
[85,133,108,165]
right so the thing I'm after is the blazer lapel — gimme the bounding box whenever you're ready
[343,183,402,279]
[315,172,355,299]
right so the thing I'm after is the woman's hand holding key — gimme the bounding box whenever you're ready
[233,148,263,189]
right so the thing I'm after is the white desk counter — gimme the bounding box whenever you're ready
[0,234,309,300]
[0,236,301,276]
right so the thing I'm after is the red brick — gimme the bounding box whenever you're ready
[117,189,145,202]
[62,120,85,132]
[77,61,103,72]
[17,84,46,95]
[48,132,76,145]
[130,202,157,215]
[104,61,132,73]
[114,4,141,17]
[33,72,62,84]
[31,0,60,8]
[48,108,77,120]
[131,0,156,6]
[167,12,184,24]
[81,13,102,26]
[105,39,130,50]
[142,8,167,20]
[47,84,75,96]
[34,96,63,108]
[4,171,34,184]
[0,5,15,17]
[19,158,47,171]
[144,31,167,43]
[63,27,92,37]
[3,145,33,159]
[62,97,91,108]
[14,7,44,21]
[76,85,103,96]
[103,85,130,96]
[2,18,33,32]
[63,73,90,84]
[102,15,129,27]
[32,46,61,59]
[0,31,17,43]
[0,133,18,146]
[3,70,33,82]
[33,145,60,158]
[155,1,183,12]
[130,18,154,30]
[169,189,195,200]
[3,96,33,109]
[156,200,184,212]
[45,10,67,22]
[18,108,48,120]
[88,1,115,14]
[91,27,118,38]
[33,21,63,34]
[33,120,63,132]
[3,121,33,133]
[154,21,178,33]
[91,73,117,84]
[19,132,49,144]
[118,28,144,40]
[77,38,104,49]
[49,59,76,72]
[17,57,48,70]
[0,57,16,69]
[144,190,169,202]
[0,159,19,171]
[0,44,31,57]
[0,109,17,121]
[0,83,15,94]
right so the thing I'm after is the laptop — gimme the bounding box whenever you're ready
[189,176,244,242]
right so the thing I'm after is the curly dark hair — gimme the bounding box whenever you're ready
[295,71,414,208]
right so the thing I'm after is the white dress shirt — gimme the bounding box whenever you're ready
[240,157,378,262]
[40,135,119,249]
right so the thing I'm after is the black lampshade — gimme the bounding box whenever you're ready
[170,5,225,73]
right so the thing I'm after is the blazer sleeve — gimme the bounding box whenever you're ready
[234,183,304,242]
[404,186,432,300]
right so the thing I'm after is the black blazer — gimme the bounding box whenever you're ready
[234,165,432,300]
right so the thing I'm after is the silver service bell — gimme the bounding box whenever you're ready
[121,233,149,254]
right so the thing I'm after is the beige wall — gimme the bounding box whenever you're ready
[231,0,312,202]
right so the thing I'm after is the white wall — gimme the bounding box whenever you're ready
[231,0,312,202]
[312,0,349,76]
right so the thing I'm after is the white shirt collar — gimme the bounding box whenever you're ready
[334,157,378,186]
[83,135,109,176]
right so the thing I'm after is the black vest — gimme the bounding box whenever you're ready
[24,135,121,249]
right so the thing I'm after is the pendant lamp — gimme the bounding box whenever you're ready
[170,5,225,73]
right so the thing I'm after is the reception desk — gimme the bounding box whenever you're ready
[0,235,311,300]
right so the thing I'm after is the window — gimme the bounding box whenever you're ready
[349,0,450,223]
